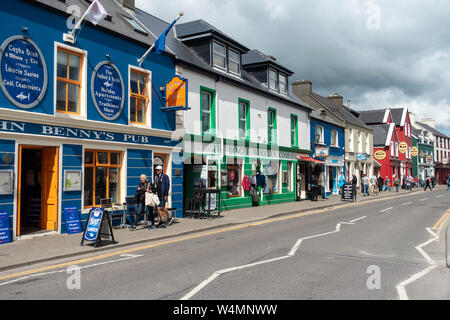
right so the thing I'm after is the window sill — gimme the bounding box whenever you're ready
[130,122,151,129]
[55,112,85,121]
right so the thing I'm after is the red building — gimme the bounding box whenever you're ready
[390,108,413,179]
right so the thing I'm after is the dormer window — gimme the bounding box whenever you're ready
[213,41,226,70]
[269,69,278,91]
[279,74,287,94]
[228,48,241,75]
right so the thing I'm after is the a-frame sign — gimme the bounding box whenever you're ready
[81,207,116,248]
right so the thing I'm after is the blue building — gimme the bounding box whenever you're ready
[0,0,184,241]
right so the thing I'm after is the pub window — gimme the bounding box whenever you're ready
[56,47,82,114]
[213,41,226,70]
[84,150,122,208]
[130,69,150,124]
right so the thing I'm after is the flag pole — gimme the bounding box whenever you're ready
[69,2,93,36]
[138,12,183,67]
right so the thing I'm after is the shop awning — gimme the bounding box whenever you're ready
[298,156,324,164]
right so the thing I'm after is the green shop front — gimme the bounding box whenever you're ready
[183,135,310,213]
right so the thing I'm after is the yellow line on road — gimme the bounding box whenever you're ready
[0,191,438,282]
[433,209,450,229]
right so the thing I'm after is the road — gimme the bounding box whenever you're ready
[0,189,449,300]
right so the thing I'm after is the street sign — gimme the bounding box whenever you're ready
[164,75,189,111]
[91,61,125,121]
[0,36,48,109]
[0,211,11,245]
[342,183,355,202]
[63,207,82,235]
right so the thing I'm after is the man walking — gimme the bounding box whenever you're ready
[447,174,450,191]
[352,174,358,201]
[394,175,400,192]
[154,165,172,227]
[424,176,432,191]
[362,174,370,196]
[338,172,345,195]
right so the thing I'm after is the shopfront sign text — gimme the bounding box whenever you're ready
[91,62,124,120]
[0,119,179,147]
[0,211,11,244]
[0,36,48,109]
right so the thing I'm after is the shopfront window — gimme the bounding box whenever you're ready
[226,164,242,197]
[84,150,121,208]
[262,160,280,194]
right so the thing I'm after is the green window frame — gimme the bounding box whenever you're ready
[290,114,298,147]
[200,86,216,134]
[267,108,277,144]
[238,98,250,140]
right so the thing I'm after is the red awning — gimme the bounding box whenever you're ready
[298,156,324,164]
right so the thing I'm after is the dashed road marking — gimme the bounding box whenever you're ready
[380,207,393,213]
[402,202,413,206]
[420,198,430,202]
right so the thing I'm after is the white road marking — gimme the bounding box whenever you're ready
[395,227,441,300]
[0,254,143,287]
[402,202,413,206]
[435,195,443,198]
[420,198,429,202]
[181,218,364,300]
[380,207,393,213]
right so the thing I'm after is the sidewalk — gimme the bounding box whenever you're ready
[0,186,445,272]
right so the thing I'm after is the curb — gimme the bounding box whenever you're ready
[0,188,436,274]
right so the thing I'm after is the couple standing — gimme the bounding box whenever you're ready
[131,165,172,231]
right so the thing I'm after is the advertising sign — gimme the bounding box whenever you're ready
[342,183,355,202]
[165,75,188,110]
[315,147,329,158]
[411,147,419,157]
[91,62,124,120]
[0,211,11,244]
[0,36,48,109]
[356,153,367,161]
[399,142,408,154]
[63,207,82,235]
[374,150,387,161]
[83,207,104,242]
[427,155,433,164]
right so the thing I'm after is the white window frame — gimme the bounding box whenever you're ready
[331,130,338,147]
[201,90,213,133]
[228,47,241,76]
[268,68,278,91]
[315,125,324,144]
[390,142,394,156]
[128,65,152,128]
[212,41,227,70]
[279,73,287,94]
[54,42,87,119]
[395,142,399,157]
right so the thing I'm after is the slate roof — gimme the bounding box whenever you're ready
[359,110,386,125]
[34,0,155,46]
[416,122,449,138]
[390,108,405,126]
[175,19,250,52]
[134,8,312,112]
[309,93,372,130]
[242,49,294,75]
[369,124,391,147]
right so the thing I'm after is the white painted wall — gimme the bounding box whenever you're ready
[178,66,310,150]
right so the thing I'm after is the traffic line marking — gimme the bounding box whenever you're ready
[402,202,413,206]
[420,198,429,202]
[380,207,393,213]
[432,209,450,229]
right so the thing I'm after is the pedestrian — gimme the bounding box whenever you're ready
[154,165,172,227]
[351,174,358,201]
[447,175,450,191]
[371,174,378,196]
[362,174,369,196]
[338,172,345,195]
[311,175,319,201]
[378,175,384,193]
[385,176,390,192]
[431,176,436,188]
[130,174,151,231]
[424,176,432,191]
[394,175,400,193]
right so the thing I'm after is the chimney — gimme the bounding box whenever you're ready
[292,80,312,97]
[118,0,135,12]
[328,93,343,107]
[421,118,435,128]
[409,112,416,126]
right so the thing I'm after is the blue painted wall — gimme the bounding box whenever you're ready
[61,144,83,233]
[310,119,345,159]
[0,1,176,130]
[0,140,14,242]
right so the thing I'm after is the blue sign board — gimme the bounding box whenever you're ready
[356,153,367,161]
[0,211,11,244]
[91,62,124,121]
[0,36,48,109]
[84,207,104,242]
[64,207,82,235]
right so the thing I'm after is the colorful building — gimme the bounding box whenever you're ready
[0,0,183,241]
[411,128,434,181]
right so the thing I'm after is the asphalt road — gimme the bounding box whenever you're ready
[0,189,449,300]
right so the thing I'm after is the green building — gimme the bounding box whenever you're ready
[412,129,435,181]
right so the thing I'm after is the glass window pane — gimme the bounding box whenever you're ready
[139,73,147,95]
[269,70,278,90]
[56,81,66,111]
[97,152,108,165]
[202,113,210,132]
[137,99,145,123]
[84,167,94,207]
[110,153,120,165]
[202,92,211,111]
[229,49,239,62]
[213,54,226,69]
[227,165,241,196]
[130,97,136,122]
[213,42,225,55]
[67,83,79,113]
[57,51,67,78]
[130,71,138,94]
[85,151,94,164]
[109,168,120,204]
[95,167,107,205]
[68,54,80,81]
[229,61,239,74]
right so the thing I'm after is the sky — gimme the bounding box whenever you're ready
[136,0,450,136]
